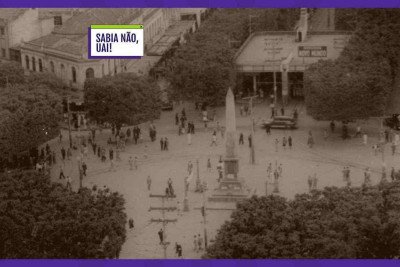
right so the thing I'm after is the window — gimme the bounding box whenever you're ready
[0,27,4,36]
[54,16,62,26]
[1,49,5,58]
[85,68,94,79]
[32,57,36,72]
[71,67,76,83]
[25,55,29,69]
[50,61,54,73]
[38,59,43,72]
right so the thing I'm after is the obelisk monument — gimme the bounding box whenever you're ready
[209,87,248,202]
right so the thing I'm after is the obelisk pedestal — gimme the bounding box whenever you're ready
[209,88,248,203]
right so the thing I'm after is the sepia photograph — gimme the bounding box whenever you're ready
[1,7,400,259]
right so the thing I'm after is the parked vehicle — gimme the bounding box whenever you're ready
[384,114,400,130]
[260,116,298,130]
[161,101,174,111]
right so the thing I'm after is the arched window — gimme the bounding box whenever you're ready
[71,67,77,83]
[85,68,94,79]
[25,55,29,69]
[38,59,43,72]
[32,57,36,71]
[50,61,55,73]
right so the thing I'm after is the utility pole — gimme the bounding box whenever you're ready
[67,97,72,149]
[149,194,177,258]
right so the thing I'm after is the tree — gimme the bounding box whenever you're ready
[163,9,299,106]
[0,61,26,87]
[205,182,400,259]
[0,170,127,258]
[305,9,400,121]
[0,84,62,169]
[84,73,161,127]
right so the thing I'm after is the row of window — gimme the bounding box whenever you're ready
[24,55,95,82]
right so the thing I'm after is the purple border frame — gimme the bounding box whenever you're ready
[87,27,142,59]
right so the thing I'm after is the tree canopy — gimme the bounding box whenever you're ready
[305,9,400,121]
[0,170,127,258]
[84,73,161,127]
[206,182,400,259]
[163,9,299,106]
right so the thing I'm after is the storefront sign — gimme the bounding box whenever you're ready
[298,46,327,57]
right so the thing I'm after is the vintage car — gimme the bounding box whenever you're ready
[260,116,298,130]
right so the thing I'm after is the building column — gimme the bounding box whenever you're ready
[282,69,289,106]
[252,74,257,95]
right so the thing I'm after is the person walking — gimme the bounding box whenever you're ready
[160,138,164,151]
[280,106,285,116]
[265,124,271,135]
[158,229,164,244]
[134,156,138,170]
[210,131,217,146]
[288,136,293,149]
[82,162,87,176]
[197,234,203,251]
[128,218,134,230]
[147,175,152,191]
[207,158,212,172]
[129,156,133,170]
[175,113,179,125]
[307,175,313,192]
[61,147,66,161]
[193,235,198,252]
[391,167,396,181]
[248,134,252,148]
[59,166,65,180]
[239,133,244,145]
[275,138,279,152]
[187,132,192,145]
[330,121,335,133]
[66,176,72,191]
[164,138,169,151]
[282,137,287,150]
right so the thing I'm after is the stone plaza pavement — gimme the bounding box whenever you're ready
[46,100,400,259]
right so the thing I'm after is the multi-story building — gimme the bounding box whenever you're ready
[0,8,75,62]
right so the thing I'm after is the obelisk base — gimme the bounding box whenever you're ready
[208,157,249,202]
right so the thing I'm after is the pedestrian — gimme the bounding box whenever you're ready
[330,121,335,133]
[164,138,169,151]
[207,158,212,172]
[116,148,121,161]
[373,144,379,156]
[128,218,134,230]
[160,138,164,151]
[66,176,72,190]
[147,175,152,191]
[355,125,362,138]
[210,131,217,146]
[97,147,101,158]
[248,134,252,148]
[109,159,116,172]
[217,158,223,181]
[239,133,244,145]
[59,132,63,143]
[175,113,179,125]
[307,132,314,148]
[312,173,318,190]
[278,164,283,178]
[275,138,279,152]
[92,142,97,155]
[158,229,164,244]
[391,167,396,181]
[282,137,287,150]
[59,166,65,179]
[267,163,272,179]
[288,136,292,149]
[391,142,396,156]
[363,133,368,145]
[82,162,87,176]
[67,148,72,160]
[266,124,271,135]
[61,147,66,161]
[129,156,133,170]
[307,175,313,192]
[177,243,182,258]
[280,106,285,116]
[187,132,192,145]
[109,148,114,161]
[187,161,193,174]
[240,105,244,116]
[197,234,203,251]
[193,235,198,252]
[134,156,138,170]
